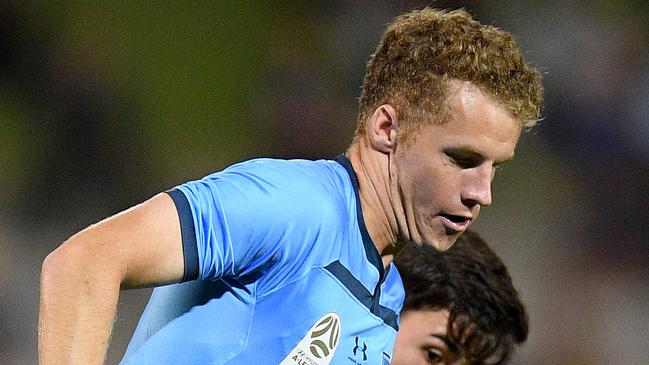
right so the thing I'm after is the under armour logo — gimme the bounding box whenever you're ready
[352,337,367,361]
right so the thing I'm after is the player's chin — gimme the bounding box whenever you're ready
[422,231,460,252]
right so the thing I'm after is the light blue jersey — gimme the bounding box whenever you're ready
[121,156,404,364]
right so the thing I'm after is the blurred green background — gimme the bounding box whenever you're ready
[1,1,648,364]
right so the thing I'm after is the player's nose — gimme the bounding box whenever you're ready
[461,166,493,208]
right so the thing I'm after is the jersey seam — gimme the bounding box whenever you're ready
[224,281,258,363]
[320,267,398,334]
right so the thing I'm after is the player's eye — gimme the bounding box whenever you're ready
[447,154,465,167]
[445,151,480,169]
[426,348,443,364]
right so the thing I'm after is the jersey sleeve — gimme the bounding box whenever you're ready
[167,159,345,283]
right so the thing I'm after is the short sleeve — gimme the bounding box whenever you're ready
[169,159,346,283]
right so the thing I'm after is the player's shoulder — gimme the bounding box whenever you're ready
[222,157,350,191]
[226,157,342,174]
[183,156,355,223]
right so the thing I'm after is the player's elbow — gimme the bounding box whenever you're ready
[41,242,80,287]
[42,241,81,295]
[41,235,124,294]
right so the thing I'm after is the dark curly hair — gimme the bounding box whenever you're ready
[394,230,528,364]
[356,8,543,142]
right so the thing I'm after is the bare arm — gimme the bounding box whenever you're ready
[38,193,185,364]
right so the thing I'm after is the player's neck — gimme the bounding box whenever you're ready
[345,140,401,262]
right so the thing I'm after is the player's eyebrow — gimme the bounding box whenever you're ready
[431,334,459,354]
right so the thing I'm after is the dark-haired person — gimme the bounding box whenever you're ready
[393,230,527,365]
[39,7,542,364]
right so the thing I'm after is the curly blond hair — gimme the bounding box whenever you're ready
[356,8,543,140]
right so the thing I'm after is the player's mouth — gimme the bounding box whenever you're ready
[440,214,472,233]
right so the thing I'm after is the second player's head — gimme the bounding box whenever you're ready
[392,230,528,364]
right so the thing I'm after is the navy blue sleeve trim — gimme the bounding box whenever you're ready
[325,261,399,331]
[166,189,199,282]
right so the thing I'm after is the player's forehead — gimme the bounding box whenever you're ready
[434,86,520,154]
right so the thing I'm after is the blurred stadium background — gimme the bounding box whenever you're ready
[1,1,648,364]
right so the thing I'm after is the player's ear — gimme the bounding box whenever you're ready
[368,104,398,154]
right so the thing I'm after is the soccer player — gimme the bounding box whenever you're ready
[39,7,543,364]
[392,230,528,365]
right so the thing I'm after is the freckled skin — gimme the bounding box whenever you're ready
[392,82,521,251]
